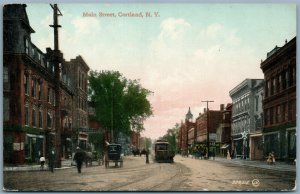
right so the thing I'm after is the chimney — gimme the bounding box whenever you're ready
[204,108,206,113]
[220,104,225,111]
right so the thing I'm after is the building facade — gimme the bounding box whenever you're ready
[218,103,232,157]
[3,4,90,164]
[260,37,296,161]
[249,81,264,160]
[195,106,223,155]
[229,79,264,159]
[67,56,90,150]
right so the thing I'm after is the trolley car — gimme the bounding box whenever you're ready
[154,140,175,163]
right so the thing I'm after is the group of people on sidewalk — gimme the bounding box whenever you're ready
[38,147,87,173]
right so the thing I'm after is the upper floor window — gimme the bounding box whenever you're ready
[32,79,37,98]
[25,104,29,126]
[32,107,37,127]
[47,111,52,129]
[3,97,10,121]
[255,96,259,111]
[39,109,43,129]
[24,38,29,54]
[24,74,29,95]
[38,81,43,100]
[3,66,10,91]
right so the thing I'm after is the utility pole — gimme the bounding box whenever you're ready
[111,82,114,143]
[50,4,63,168]
[202,100,214,159]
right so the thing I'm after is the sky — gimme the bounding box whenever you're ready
[26,3,296,140]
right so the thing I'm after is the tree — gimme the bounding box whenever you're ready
[162,123,180,151]
[89,70,153,142]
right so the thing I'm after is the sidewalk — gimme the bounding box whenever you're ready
[187,155,296,172]
[3,159,74,172]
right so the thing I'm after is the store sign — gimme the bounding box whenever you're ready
[209,133,216,141]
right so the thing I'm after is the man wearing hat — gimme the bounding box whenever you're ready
[73,147,86,173]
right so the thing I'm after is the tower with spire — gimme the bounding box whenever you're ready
[185,107,193,122]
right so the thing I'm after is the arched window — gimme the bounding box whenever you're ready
[47,111,52,129]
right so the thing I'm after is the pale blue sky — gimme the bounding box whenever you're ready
[26,3,296,139]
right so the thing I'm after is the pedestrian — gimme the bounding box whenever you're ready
[270,151,275,165]
[40,156,45,170]
[48,148,56,173]
[227,150,231,160]
[145,149,149,164]
[73,147,86,173]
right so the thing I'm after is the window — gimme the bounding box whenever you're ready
[292,67,296,86]
[32,79,37,98]
[47,88,50,102]
[24,74,29,95]
[32,108,36,127]
[278,75,282,91]
[38,81,43,100]
[39,110,43,129]
[285,71,289,87]
[276,105,281,123]
[32,48,35,57]
[25,38,29,54]
[255,96,259,111]
[266,80,270,97]
[270,107,274,125]
[47,112,52,129]
[25,104,29,126]
[3,66,10,91]
[3,97,10,121]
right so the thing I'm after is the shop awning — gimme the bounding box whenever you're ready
[221,144,230,149]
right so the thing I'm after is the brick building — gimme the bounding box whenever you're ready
[218,103,232,157]
[177,108,195,155]
[3,4,90,164]
[194,105,223,155]
[260,37,296,161]
[66,56,90,151]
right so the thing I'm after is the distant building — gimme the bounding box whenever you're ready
[218,103,232,157]
[229,79,264,159]
[260,37,296,162]
[195,105,223,155]
[177,108,195,155]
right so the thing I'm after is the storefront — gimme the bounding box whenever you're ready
[24,134,44,163]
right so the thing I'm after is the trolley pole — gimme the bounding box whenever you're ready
[202,100,214,159]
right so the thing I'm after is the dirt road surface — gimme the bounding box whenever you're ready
[3,155,295,192]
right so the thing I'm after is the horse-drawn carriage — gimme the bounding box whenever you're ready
[105,144,123,168]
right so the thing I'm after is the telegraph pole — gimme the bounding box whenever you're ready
[202,100,214,159]
[50,4,63,168]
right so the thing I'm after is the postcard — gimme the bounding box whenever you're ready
[3,2,296,192]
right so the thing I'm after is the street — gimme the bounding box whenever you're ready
[3,155,296,192]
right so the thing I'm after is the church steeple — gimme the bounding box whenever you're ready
[185,107,193,122]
